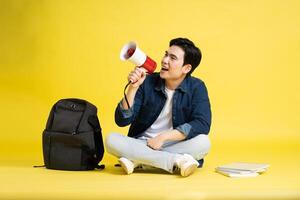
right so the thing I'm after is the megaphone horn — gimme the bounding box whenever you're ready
[120,41,157,74]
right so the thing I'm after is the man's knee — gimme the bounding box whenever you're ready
[191,134,211,154]
[105,132,122,152]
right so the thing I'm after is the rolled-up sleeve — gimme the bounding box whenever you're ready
[175,123,192,137]
[114,85,144,127]
[119,101,134,118]
[114,101,134,127]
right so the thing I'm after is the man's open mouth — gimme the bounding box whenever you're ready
[161,68,169,71]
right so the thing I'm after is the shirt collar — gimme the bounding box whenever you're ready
[176,77,189,93]
[155,76,189,93]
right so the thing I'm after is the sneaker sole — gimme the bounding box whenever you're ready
[118,158,133,175]
[181,163,198,177]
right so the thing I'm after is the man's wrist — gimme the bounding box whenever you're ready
[159,130,186,142]
[158,132,171,142]
[128,83,140,90]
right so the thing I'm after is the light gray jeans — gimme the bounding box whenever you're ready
[105,133,211,173]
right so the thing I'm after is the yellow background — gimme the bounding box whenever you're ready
[0,0,300,199]
[1,0,299,155]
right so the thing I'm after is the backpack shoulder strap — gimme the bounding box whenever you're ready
[85,101,100,129]
[88,115,101,132]
[75,100,97,132]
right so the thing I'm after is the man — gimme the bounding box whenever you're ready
[106,38,211,177]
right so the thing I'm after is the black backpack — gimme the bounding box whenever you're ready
[42,98,104,170]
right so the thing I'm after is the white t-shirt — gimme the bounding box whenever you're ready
[139,87,175,139]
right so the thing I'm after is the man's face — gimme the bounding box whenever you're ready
[159,45,191,80]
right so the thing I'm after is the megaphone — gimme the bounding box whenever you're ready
[120,41,157,74]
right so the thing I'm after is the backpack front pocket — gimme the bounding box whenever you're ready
[43,131,89,170]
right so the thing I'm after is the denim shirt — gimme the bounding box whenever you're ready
[115,73,211,140]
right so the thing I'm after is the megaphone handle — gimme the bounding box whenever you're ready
[123,67,146,109]
[123,81,131,109]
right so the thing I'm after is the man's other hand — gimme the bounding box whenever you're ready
[147,135,165,150]
[147,130,186,150]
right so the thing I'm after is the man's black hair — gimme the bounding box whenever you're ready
[169,38,202,76]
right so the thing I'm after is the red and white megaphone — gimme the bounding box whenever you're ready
[120,41,157,74]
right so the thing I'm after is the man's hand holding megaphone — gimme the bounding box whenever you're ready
[128,67,147,88]
[120,41,157,109]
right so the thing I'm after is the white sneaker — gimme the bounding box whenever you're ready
[175,154,199,177]
[118,157,137,175]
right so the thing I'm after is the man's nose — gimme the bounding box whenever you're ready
[162,56,169,64]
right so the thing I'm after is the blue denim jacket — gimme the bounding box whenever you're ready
[115,73,211,140]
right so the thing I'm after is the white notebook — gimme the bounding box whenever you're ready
[217,162,270,172]
[216,169,259,178]
[216,162,269,178]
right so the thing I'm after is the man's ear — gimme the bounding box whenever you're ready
[182,64,192,74]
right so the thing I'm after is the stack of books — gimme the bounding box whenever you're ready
[215,162,270,178]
